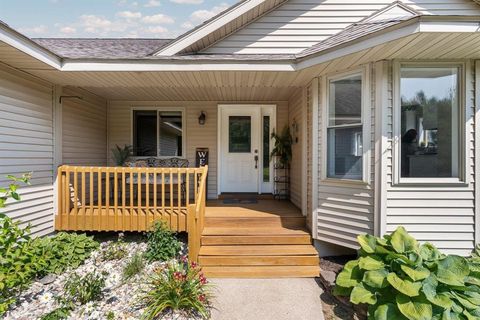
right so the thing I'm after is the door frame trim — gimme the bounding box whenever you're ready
[217,104,277,195]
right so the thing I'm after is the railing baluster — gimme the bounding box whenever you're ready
[81,170,86,230]
[114,167,118,230]
[98,167,102,230]
[145,169,150,230]
[130,169,134,229]
[122,167,126,231]
[73,167,78,230]
[161,171,165,219]
[106,168,110,230]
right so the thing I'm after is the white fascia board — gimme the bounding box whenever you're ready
[0,24,62,69]
[60,61,296,72]
[419,21,480,32]
[154,0,267,56]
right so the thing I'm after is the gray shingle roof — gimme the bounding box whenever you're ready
[297,16,417,58]
[32,38,172,59]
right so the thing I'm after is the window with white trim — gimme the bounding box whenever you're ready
[133,109,184,157]
[399,65,461,178]
[327,73,363,180]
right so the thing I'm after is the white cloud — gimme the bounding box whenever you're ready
[142,13,174,24]
[170,0,203,4]
[144,0,160,7]
[79,15,128,35]
[144,26,169,35]
[116,11,142,19]
[189,3,229,23]
[18,25,48,35]
[60,26,76,34]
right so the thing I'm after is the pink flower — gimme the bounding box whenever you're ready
[190,261,198,269]
[198,294,206,302]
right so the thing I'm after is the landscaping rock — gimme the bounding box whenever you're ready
[4,235,203,320]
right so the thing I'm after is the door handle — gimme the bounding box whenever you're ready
[254,155,259,169]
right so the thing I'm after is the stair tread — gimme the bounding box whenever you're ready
[199,245,318,256]
[202,265,320,278]
[202,227,311,236]
[199,255,319,266]
[201,234,311,245]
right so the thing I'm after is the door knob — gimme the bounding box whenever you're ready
[254,155,259,169]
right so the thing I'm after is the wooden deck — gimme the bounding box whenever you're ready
[200,199,320,278]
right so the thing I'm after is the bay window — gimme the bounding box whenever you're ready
[398,65,461,180]
[326,73,364,181]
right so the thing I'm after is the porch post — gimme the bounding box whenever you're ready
[53,85,63,217]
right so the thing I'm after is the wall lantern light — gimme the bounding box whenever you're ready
[198,111,206,125]
[292,118,299,143]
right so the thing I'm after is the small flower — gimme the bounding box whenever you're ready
[199,274,208,285]
[38,292,53,305]
[198,294,206,302]
[190,261,198,269]
[180,255,188,263]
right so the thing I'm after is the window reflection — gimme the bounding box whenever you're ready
[400,67,459,178]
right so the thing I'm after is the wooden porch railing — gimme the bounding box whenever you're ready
[55,165,208,260]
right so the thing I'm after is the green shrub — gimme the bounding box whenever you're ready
[63,271,106,305]
[144,221,181,262]
[122,252,145,281]
[334,227,480,320]
[101,236,128,261]
[39,306,72,320]
[139,257,212,319]
[33,232,99,275]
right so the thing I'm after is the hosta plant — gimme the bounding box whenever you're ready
[334,227,480,320]
[144,220,181,262]
[139,256,212,319]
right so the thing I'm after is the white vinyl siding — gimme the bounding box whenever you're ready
[62,87,107,166]
[0,63,54,237]
[288,88,303,209]
[204,0,480,55]
[108,101,288,199]
[385,61,476,256]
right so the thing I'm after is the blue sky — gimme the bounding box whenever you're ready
[0,0,232,38]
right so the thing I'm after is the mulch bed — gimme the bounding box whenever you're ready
[318,256,367,320]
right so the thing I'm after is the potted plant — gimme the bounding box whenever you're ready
[111,144,132,166]
[270,125,293,168]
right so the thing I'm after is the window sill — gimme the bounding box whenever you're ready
[394,177,467,187]
[320,178,370,188]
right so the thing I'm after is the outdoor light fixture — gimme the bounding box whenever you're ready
[198,111,206,125]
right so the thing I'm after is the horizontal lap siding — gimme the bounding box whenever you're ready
[385,61,476,256]
[288,88,303,209]
[108,101,288,199]
[62,87,107,166]
[316,66,375,249]
[0,63,54,236]
[203,0,480,55]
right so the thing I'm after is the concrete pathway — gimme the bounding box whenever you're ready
[210,278,325,320]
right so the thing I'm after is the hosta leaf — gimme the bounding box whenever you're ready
[336,260,362,288]
[387,273,422,297]
[452,292,478,310]
[363,269,389,289]
[332,285,352,297]
[350,284,377,305]
[374,303,406,320]
[436,256,469,287]
[463,310,478,320]
[401,265,430,282]
[391,227,418,254]
[359,256,385,271]
[358,234,377,254]
[396,294,433,320]
[422,275,453,309]
[464,276,480,286]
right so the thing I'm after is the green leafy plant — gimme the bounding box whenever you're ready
[139,257,212,319]
[106,311,115,320]
[0,173,38,314]
[39,306,72,320]
[270,125,293,168]
[101,235,128,261]
[33,232,99,275]
[122,252,145,281]
[111,144,132,166]
[334,227,480,320]
[63,271,106,305]
[144,221,181,262]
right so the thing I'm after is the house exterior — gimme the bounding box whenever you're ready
[2,0,480,259]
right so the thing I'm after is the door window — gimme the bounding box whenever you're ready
[229,116,251,153]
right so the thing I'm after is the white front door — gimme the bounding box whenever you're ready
[220,106,261,193]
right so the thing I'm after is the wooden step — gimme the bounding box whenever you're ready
[201,234,312,245]
[199,255,319,266]
[202,227,311,236]
[199,245,318,256]
[204,216,306,228]
[202,265,320,278]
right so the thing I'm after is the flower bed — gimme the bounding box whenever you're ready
[4,232,212,320]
